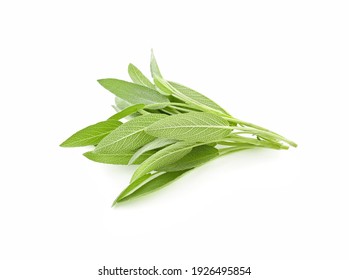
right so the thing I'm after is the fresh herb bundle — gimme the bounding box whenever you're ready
[61,51,297,206]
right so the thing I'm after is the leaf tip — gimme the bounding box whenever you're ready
[83,151,100,162]
[129,176,137,184]
[112,195,126,207]
[59,139,71,147]
[82,151,90,157]
[97,78,112,88]
[111,199,118,207]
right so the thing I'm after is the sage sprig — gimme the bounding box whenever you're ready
[61,51,297,206]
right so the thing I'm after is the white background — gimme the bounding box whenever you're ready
[1,0,348,279]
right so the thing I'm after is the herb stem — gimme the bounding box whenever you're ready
[169,101,296,147]
[225,117,297,147]
[228,125,296,147]
[139,109,150,115]
[219,137,288,150]
[218,145,255,156]
[161,108,179,115]
[169,102,201,109]
[169,105,195,113]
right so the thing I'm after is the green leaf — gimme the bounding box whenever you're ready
[113,174,153,205]
[115,171,188,204]
[150,49,163,79]
[145,112,231,142]
[144,103,171,110]
[128,64,155,89]
[114,96,131,111]
[60,120,122,147]
[113,97,142,119]
[169,81,229,114]
[131,142,195,182]
[98,78,169,105]
[153,75,229,115]
[153,77,174,96]
[150,51,172,96]
[108,104,145,121]
[159,145,219,172]
[83,150,155,165]
[95,114,167,153]
[128,138,176,165]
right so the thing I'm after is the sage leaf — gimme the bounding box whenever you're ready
[153,76,174,96]
[153,75,229,115]
[114,96,131,111]
[113,97,142,119]
[128,64,155,89]
[95,114,167,153]
[113,174,153,205]
[150,49,163,79]
[128,138,176,165]
[150,50,174,96]
[83,150,155,165]
[116,171,188,204]
[98,78,169,105]
[159,145,219,172]
[108,104,145,121]
[169,81,229,114]
[145,112,231,142]
[131,142,195,182]
[60,120,122,147]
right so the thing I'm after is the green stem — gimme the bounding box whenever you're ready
[229,131,287,148]
[225,117,297,147]
[139,109,150,115]
[161,108,180,115]
[169,102,202,110]
[169,105,195,113]
[229,125,296,147]
[219,136,288,150]
[218,145,255,156]
[170,101,296,148]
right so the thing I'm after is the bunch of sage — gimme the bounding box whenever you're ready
[61,51,297,206]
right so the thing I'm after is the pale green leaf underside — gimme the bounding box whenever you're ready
[159,145,219,172]
[128,138,176,165]
[169,81,229,114]
[153,77,173,96]
[150,51,172,96]
[60,120,122,147]
[98,78,168,105]
[116,171,187,204]
[95,114,167,153]
[131,142,195,182]
[150,49,162,79]
[114,96,131,111]
[145,112,231,142]
[128,64,155,89]
[83,150,155,165]
[153,75,228,115]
